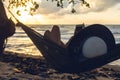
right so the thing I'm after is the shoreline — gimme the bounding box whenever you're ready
[4,51,43,59]
[0,51,120,80]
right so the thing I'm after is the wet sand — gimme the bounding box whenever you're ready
[0,51,120,80]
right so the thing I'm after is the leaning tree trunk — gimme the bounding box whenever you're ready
[0,0,7,53]
[0,0,15,54]
[0,0,8,23]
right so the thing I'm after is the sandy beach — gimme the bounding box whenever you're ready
[0,51,120,80]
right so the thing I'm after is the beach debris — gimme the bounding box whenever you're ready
[13,68,21,73]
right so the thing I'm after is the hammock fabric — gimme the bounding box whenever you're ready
[19,22,120,73]
[18,22,75,72]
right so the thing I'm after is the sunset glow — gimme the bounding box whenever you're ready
[6,0,120,25]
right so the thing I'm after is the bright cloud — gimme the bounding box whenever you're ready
[10,0,120,24]
[36,0,61,14]
[37,0,120,14]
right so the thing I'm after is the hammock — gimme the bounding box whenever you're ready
[18,22,76,72]
[18,22,120,73]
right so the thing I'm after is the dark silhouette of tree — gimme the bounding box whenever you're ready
[0,0,15,54]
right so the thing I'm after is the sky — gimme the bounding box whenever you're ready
[6,0,120,25]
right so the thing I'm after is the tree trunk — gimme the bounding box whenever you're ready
[0,0,15,53]
[0,0,8,24]
[0,1,6,53]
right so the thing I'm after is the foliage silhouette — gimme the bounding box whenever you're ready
[3,0,89,15]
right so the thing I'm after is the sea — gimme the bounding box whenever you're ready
[5,24,120,65]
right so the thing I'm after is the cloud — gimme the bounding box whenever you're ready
[36,0,120,17]
[58,0,120,14]
[85,0,120,12]
[36,0,61,14]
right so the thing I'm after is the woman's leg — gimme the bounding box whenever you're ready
[51,25,66,47]
[50,25,61,44]
[44,25,65,47]
[44,30,51,39]
[74,24,84,35]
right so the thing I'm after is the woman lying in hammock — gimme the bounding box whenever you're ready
[44,25,85,48]
[19,21,120,73]
[42,24,120,73]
